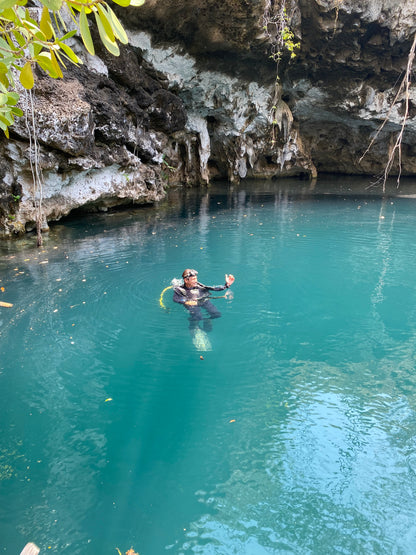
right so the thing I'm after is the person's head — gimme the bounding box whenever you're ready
[182,268,198,286]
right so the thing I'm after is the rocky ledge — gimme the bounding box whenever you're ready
[1,0,416,236]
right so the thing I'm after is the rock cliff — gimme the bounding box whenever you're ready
[1,0,415,236]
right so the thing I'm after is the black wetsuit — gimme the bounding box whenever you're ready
[173,282,229,330]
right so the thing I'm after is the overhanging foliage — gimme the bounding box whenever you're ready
[0,0,143,136]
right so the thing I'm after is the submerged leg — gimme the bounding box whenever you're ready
[202,300,221,320]
[186,305,203,331]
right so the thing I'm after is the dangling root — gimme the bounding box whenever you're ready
[359,33,416,191]
[24,88,44,246]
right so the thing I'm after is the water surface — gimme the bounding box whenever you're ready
[1,178,416,554]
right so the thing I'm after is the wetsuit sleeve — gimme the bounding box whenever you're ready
[199,283,228,292]
[173,287,187,304]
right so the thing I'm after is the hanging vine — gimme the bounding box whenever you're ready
[23,87,44,246]
[332,0,343,37]
[262,0,300,146]
[262,0,300,75]
[359,33,416,191]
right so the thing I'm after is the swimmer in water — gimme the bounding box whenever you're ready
[173,269,235,331]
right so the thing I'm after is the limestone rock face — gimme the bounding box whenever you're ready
[0,46,192,236]
[290,0,416,174]
[1,0,416,235]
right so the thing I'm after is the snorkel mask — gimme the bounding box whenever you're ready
[182,269,198,280]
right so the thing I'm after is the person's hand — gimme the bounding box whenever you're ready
[225,274,235,286]
[185,300,198,306]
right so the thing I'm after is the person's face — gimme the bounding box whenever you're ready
[184,274,198,287]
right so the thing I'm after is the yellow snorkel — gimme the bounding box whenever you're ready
[159,285,173,310]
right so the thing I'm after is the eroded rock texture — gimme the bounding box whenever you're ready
[1,0,415,235]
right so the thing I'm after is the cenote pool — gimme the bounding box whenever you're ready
[1,178,416,554]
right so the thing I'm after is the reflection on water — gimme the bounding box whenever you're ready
[1,178,416,554]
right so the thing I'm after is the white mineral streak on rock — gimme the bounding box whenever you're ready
[128,31,278,180]
[186,114,211,183]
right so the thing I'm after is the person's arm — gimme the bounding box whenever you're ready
[200,274,235,292]
[199,283,227,292]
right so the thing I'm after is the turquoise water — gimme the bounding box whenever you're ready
[1,179,416,554]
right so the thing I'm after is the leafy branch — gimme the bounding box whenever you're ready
[0,0,144,137]
[262,1,299,147]
[262,0,300,78]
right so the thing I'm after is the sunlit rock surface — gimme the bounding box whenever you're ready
[1,0,415,235]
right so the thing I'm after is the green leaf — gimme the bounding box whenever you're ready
[129,0,145,6]
[2,109,13,124]
[19,61,34,89]
[94,9,119,56]
[111,0,131,7]
[0,37,12,52]
[0,62,9,74]
[0,93,8,105]
[96,4,115,42]
[0,0,18,9]
[68,0,91,14]
[105,3,128,44]
[54,9,67,32]
[60,29,77,41]
[52,46,67,69]
[11,105,23,117]
[79,7,94,55]
[40,6,54,40]
[24,7,40,27]
[50,49,63,77]
[40,0,62,10]
[6,91,19,105]
[5,32,19,51]
[1,7,16,20]
[0,117,9,134]
[12,29,27,47]
[0,73,10,88]
[31,40,43,57]
[58,41,82,64]
[36,51,59,77]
